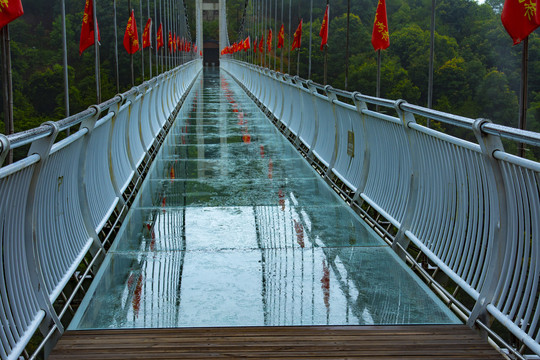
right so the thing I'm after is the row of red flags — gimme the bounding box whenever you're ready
[221,0,540,57]
[80,0,200,56]
[0,0,538,59]
[0,0,202,56]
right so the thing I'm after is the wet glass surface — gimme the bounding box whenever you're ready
[70,69,459,330]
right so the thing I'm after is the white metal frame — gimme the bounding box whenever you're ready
[221,59,540,359]
[0,60,202,360]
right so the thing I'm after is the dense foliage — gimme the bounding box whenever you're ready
[0,0,539,158]
[228,0,539,157]
[0,0,192,134]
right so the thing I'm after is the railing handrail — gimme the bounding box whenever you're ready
[0,61,201,155]
[239,61,540,148]
[0,59,203,360]
[221,58,540,359]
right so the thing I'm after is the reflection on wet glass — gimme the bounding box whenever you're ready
[70,69,459,330]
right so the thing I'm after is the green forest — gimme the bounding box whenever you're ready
[1,0,539,158]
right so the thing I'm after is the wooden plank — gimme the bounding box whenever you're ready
[50,325,504,359]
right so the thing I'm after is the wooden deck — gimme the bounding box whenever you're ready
[50,325,504,359]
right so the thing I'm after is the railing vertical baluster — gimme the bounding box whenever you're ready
[77,105,106,254]
[468,118,508,333]
[351,91,370,204]
[24,122,64,339]
[391,99,420,259]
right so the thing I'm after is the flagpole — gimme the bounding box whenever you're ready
[113,0,120,92]
[159,0,162,73]
[287,0,291,74]
[427,0,435,127]
[376,49,381,111]
[93,0,101,103]
[149,0,153,78]
[61,0,70,135]
[518,37,529,158]
[274,0,277,70]
[323,0,328,85]
[296,49,300,76]
[344,0,349,90]
[308,0,312,79]
[140,0,144,80]
[280,0,283,72]
[1,25,14,164]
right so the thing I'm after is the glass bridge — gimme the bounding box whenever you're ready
[69,69,459,330]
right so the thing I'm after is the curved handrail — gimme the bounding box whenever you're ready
[0,59,202,360]
[221,59,540,359]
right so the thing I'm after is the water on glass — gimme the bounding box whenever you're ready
[70,69,459,329]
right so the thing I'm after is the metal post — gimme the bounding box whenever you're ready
[287,0,291,74]
[160,0,163,73]
[518,37,529,158]
[296,49,300,76]
[280,0,283,72]
[308,0,312,79]
[61,0,70,134]
[93,0,101,103]
[113,0,120,92]
[376,49,382,92]
[1,26,14,164]
[150,0,153,78]
[427,0,435,127]
[274,0,277,70]
[140,0,144,80]
[129,0,134,85]
[345,0,350,90]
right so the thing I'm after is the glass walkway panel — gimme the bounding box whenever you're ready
[69,69,459,330]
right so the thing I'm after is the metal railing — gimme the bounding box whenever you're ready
[0,59,202,360]
[221,59,540,359]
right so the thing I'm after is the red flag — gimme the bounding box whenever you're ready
[259,36,263,53]
[244,36,250,51]
[200,50,202,56]
[79,0,100,55]
[277,24,285,49]
[537,0,540,24]
[319,4,329,50]
[267,28,273,52]
[173,33,177,52]
[0,0,23,29]
[371,0,390,50]
[156,23,163,50]
[168,31,172,52]
[142,18,152,49]
[291,19,303,51]
[501,0,539,45]
[123,10,139,54]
